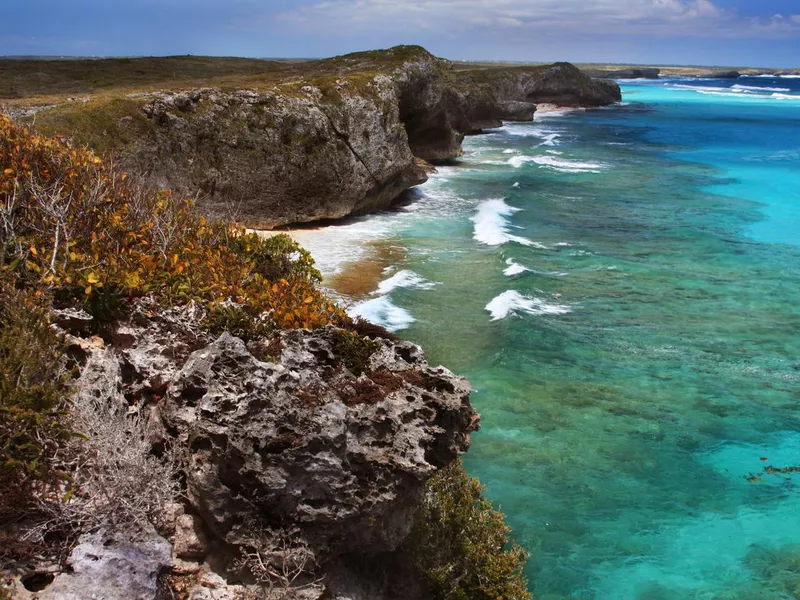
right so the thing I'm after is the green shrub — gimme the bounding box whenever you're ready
[0,275,72,510]
[407,460,532,600]
[332,329,380,376]
[205,302,275,342]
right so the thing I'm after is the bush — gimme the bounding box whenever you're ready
[407,460,531,600]
[0,275,72,513]
[332,329,380,376]
[0,114,348,332]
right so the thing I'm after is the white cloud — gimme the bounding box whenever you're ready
[271,0,800,39]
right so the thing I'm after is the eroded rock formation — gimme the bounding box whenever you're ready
[29,46,620,228]
[20,300,478,599]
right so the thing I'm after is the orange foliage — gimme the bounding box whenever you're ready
[0,114,348,330]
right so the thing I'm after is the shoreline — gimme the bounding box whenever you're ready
[254,103,583,298]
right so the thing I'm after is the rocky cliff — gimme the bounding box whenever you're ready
[453,62,622,132]
[26,46,620,229]
[10,299,478,599]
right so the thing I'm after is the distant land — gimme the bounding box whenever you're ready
[1,54,797,75]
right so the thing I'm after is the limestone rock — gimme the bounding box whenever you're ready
[163,327,478,556]
[173,513,210,561]
[38,528,172,600]
[454,62,621,119]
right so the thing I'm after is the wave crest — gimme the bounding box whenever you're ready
[471,199,545,248]
[486,290,571,321]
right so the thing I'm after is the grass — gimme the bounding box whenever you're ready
[1,46,437,110]
[1,46,441,158]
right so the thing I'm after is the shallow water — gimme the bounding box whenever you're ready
[302,76,800,598]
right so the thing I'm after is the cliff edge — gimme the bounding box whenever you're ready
[9,46,620,229]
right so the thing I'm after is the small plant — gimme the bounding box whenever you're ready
[205,302,274,342]
[0,275,72,510]
[407,460,532,600]
[332,329,380,376]
[233,524,324,598]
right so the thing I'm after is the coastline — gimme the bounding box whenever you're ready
[254,103,582,300]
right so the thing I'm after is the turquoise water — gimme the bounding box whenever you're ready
[311,77,800,598]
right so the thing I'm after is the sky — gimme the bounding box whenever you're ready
[3,0,800,68]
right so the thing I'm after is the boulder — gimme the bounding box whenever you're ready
[36,528,172,600]
[163,328,478,557]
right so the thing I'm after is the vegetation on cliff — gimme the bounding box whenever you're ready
[409,460,532,600]
[0,114,345,330]
[0,116,530,599]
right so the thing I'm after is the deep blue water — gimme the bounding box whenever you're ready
[301,75,800,599]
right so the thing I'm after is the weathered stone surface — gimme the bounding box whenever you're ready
[41,299,478,599]
[455,62,622,117]
[33,47,619,228]
[38,528,172,600]
[127,82,427,229]
[173,512,210,561]
[163,327,478,557]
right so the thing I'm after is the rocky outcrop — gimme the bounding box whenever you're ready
[26,529,172,600]
[30,47,620,228]
[127,83,428,229]
[165,329,477,558]
[15,299,478,599]
[708,69,740,79]
[582,67,660,79]
[453,62,621,131]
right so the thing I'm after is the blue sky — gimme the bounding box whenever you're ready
[3,0,800,67]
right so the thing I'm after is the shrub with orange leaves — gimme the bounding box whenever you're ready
[0,114,349,331]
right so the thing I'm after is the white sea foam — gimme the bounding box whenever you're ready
[507,155,537,168]
[485,290,571,321]
[471,199,544,248]
[503,124,563,139]
[374,270,438,295]
[502,149,517,154]
[732,84,790,93]
[532,155,607,173]
[670,83,798,101]
[512,181,520,188]
[538,133,561,147]
[503,258,530,276]
[348,296,415,331]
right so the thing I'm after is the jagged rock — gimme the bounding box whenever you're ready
[173,513,210,561]
[163,328,478,557]
[36,528,172,600]
[710,70,740,79]
[496,100,537,122]
[39,299,479,598]
[455,62,621,117]
[32,47,620,228]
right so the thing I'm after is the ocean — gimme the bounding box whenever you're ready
[295,75,800,599]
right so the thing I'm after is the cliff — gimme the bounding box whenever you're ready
[25,304,477,600]
[0,117,530,600]
[453,62,622,131]
[11,46,620,229]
